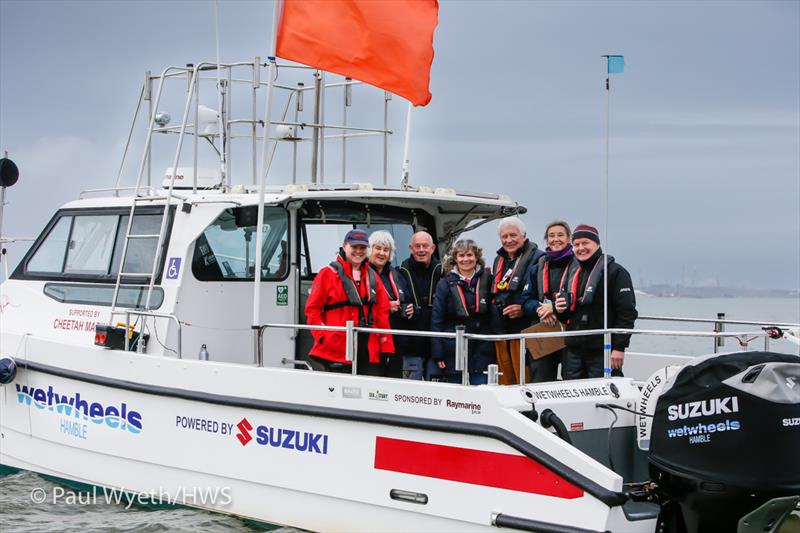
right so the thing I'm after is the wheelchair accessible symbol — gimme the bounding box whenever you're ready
[167,257,181,280]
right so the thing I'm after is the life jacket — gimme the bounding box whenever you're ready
[323,260,378,326]
[369,263,405,302]
[565,254,615,311]
[449,270,492,320]
[399,261,443,308]
[492,240,539,294]
[536,254,579,302]
[387,270,405,302]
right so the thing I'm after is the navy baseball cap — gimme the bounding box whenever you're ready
[344,229,369,246]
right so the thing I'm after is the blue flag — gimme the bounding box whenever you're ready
[607,55,624,74]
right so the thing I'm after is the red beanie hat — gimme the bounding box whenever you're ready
[572,224,600,244]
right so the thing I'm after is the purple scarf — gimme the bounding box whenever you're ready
[546,244,573,262]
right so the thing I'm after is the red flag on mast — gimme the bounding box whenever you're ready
[276,0,438,106]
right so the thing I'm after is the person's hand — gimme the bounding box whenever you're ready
[437,360,446,369]
[537,302,554,319]
[542,314,558,327]
[389,300,401,313]
[555,295,567,313]
[405,304,415,318]
[611,349,625,370]
[502,304,523,319]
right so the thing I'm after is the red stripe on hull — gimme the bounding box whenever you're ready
[374,437,584,499]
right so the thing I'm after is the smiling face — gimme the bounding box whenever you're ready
[499,225,526,257]
[370,243,392,270]
[343,242,368,266]
[546,225,570,252]
[455,249,477,276]
[409,232,435,265]
[572,237,599,261]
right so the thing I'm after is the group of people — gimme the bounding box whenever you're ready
[303,217,638,384]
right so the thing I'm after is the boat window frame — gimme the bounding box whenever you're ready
[42,282,165,309]
[11,205,175,285]
[190,204,291,283]
[296,200,437,279]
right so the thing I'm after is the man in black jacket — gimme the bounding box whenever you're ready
[397,231,443,380]
[555,224,637,379]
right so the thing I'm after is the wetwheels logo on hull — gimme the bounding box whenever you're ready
[15,384,143,439]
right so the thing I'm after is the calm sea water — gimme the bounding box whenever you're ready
[1,296,798,532]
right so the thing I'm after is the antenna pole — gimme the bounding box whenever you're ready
[253,0,282,327]
[400,101,412,189]
[601,54,623,378]
[213,0,227,185]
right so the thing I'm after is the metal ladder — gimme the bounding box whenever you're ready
[108,65,201,352]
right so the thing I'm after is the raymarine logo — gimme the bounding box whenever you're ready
[236,418,253,446]
[15,384,142,434]
[667,396,739,421]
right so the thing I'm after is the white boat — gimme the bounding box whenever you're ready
[1,55,798,533]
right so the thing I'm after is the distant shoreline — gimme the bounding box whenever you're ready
[637,286,800,299]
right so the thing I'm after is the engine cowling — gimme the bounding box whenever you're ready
[647,351,800,533]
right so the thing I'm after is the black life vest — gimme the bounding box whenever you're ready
[492,240,539,294]
[566,255,615,311]
[387,270,405,302]
[536,254,579,302]
[323,260,378,326]
[449,270,492,320]
[399,261,443,308]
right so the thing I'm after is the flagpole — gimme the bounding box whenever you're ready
[253,0,282,328]
[400,101,413,189]
[604,60,610,378]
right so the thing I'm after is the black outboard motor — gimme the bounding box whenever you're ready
[648,351,800,533]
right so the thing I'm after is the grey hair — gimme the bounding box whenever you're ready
[444,239,485,272]
[368,230,396,261]
[543,220,571,239]
[497,216,526,236]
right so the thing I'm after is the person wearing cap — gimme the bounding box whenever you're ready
[490,216,545,385]
[521,220,578,382]
[368,230,413,378]
[554,224,637,379]
[305,229,394,375]
[397,231,443,380]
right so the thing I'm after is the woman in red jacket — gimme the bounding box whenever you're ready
[305,229,395,375]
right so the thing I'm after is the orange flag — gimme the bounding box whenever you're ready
[276,0,438,106]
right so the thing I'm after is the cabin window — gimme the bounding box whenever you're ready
[64,215,119,274]
[16,206,172,283]
[300,223,414,276]
[110,214,162,275]
[192,205,289,281]
[27,215,73,273]
[43,283,164,309]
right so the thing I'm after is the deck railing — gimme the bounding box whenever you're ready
[256,317,800,385]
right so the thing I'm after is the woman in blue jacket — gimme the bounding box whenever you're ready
[430,239,495,384]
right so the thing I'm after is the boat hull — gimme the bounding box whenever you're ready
[0,335,653,532]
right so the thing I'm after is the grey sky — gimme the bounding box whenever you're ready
[1,0,798,289]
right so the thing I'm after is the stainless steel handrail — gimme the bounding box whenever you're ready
[639,315,799,328]
[255,321,797,383]
[124,310,182,358]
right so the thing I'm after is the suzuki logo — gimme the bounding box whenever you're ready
[236,417,253,446]
[787,377,797,389]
